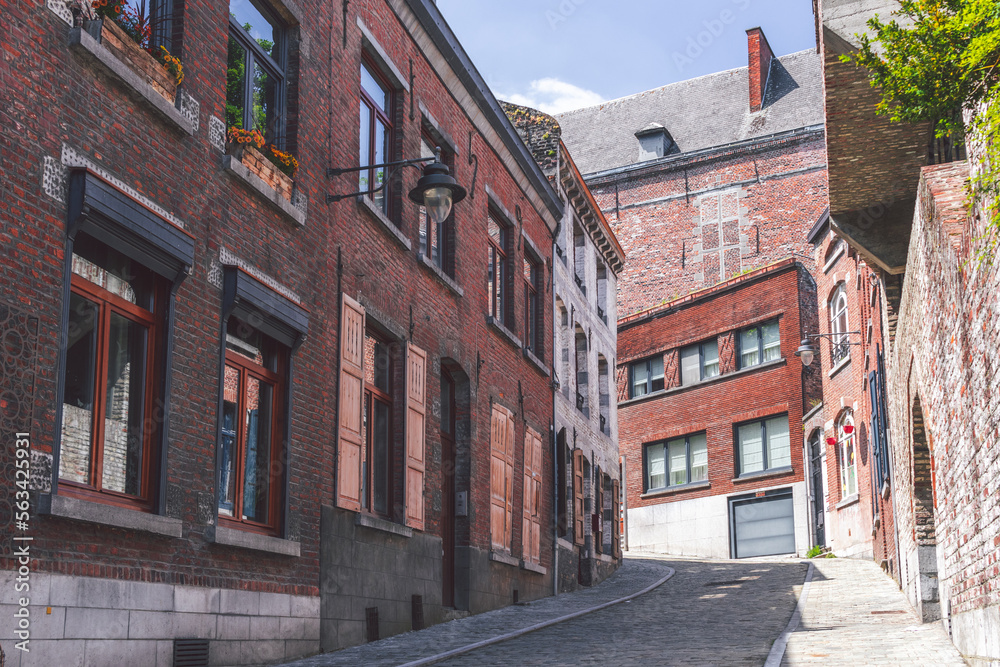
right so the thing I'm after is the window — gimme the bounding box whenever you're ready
[575,328,588,413]
[738,320,780,369]
[359,58,393,214]
[573,223,586,294]
[644,433,708,492]
[336,295,425,529]
[227,0,286,146]
[737,415,791,476]
[596,263,608,324]
[837,411,857,498]
[363,330,393,517]
[487,210,511,327]
[598,357,610,436]
[680,338,720,385]
[419,133,455,275]
[521,428,543,564]
[629,355,664,398]
[219,317,286,532]
[59,235,162,507]
[829,284,850,365]
[105,0,176,51]
[523,254,542,356]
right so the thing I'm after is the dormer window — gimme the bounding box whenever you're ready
[635,123,676,161]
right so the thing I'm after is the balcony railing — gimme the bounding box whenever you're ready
[574,274,586,295]
[576,391,585,411]
[831,337,851,366]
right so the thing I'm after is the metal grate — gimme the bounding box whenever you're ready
[830,337,850,365]
[411,595,424,631]
[365,606,380,643]
[173,639,209,667]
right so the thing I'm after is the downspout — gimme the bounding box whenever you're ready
[552,146,562,598]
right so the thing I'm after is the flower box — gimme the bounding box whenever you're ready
[230,144,294,202]
[98,18,177,104]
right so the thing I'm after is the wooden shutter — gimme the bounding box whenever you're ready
[490,405,509,551]
[572,449,585,546]
[522,428,543,564]
[504,412,515,550]
[404,342,427,530]
[612,479,621,558]
[595,473,605,554]
[336,294,365,511]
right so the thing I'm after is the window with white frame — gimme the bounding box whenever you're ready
[829,284,850,366]
[680,338,720,385]
[644,432,708,492]
[736,415,790,476]
[837,411,857,498]
[738,320,780,369]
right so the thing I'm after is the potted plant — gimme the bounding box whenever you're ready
[227,127,299,201]
[87,0,184,102]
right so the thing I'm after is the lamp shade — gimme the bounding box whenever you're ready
[408,155,466,224]
[795,339,818,367]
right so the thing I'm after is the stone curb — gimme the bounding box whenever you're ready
[764,560,815,667]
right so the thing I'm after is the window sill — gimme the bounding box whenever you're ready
[38,493,182,538]
[641,480,711,499]
[212,524,301,557]
[354,513,413,538]
[520,560,547,575]
[836,493,859,510]
[223,155,306,227]
[732,465,794,484]
[523,347,550,377]
[828,355,851,379]
[487,316,522,350]
[489,550,520,568]
[67,27,196,135]
[619,358,786,408]
[357,195,411,250]
[417,252,463,296]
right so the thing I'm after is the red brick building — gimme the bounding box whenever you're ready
[617,259,820,557]
[817,1,999,662]
[0,0,561,662]
[557,29,829,558]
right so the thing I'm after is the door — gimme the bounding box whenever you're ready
[809,432,825,547]
[440,369,456,607]
[730,489,795,558]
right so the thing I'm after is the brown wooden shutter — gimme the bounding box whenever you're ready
[504,412,515,550]
[612,479,621,558]
[572,449,585,546]
[595,473,605,554]
[336,294,365,511]
[490,405,508,551]
[522,428,543,564]
[404,342,427,530]
[616,364,629,402]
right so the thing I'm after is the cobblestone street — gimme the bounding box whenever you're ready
[282,555,970,667]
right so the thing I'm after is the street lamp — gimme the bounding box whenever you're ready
[795,332,863,367]
[326,147,467,223]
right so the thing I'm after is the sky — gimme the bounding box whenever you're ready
[435,0,818,114]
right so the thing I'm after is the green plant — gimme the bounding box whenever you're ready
[806,545,823,558]
[845,0,1000,264]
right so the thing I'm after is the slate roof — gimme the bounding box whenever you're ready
[555,49,824,175]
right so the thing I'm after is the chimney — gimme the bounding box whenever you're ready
[746,27,774,113]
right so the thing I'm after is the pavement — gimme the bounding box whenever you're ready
[780,557,967,666]
[279,554,969,667]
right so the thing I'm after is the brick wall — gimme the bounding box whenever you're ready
[587,132,828,318]
[889,160,1000,653]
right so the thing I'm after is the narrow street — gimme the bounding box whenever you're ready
[283,555,966,667]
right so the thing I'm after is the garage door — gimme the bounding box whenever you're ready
[730,490,795,558]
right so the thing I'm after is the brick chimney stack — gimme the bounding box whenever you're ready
[746,27,774,113]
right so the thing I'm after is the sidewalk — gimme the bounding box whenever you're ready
[279,556,674,667]
[777,557,967,666]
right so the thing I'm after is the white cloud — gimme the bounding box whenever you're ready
[500,78,605,114]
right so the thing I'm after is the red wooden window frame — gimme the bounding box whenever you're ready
[363,329,394,518]
[60,262,161,511]
[487,210,510,328]
[523,254,541,357]
[219,327,286,536]
[360,55,395,217]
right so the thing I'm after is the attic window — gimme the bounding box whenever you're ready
[635,123,676,161]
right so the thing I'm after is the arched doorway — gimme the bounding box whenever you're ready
[808,428,825,547]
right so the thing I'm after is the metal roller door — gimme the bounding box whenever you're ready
[730,490,795,558]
